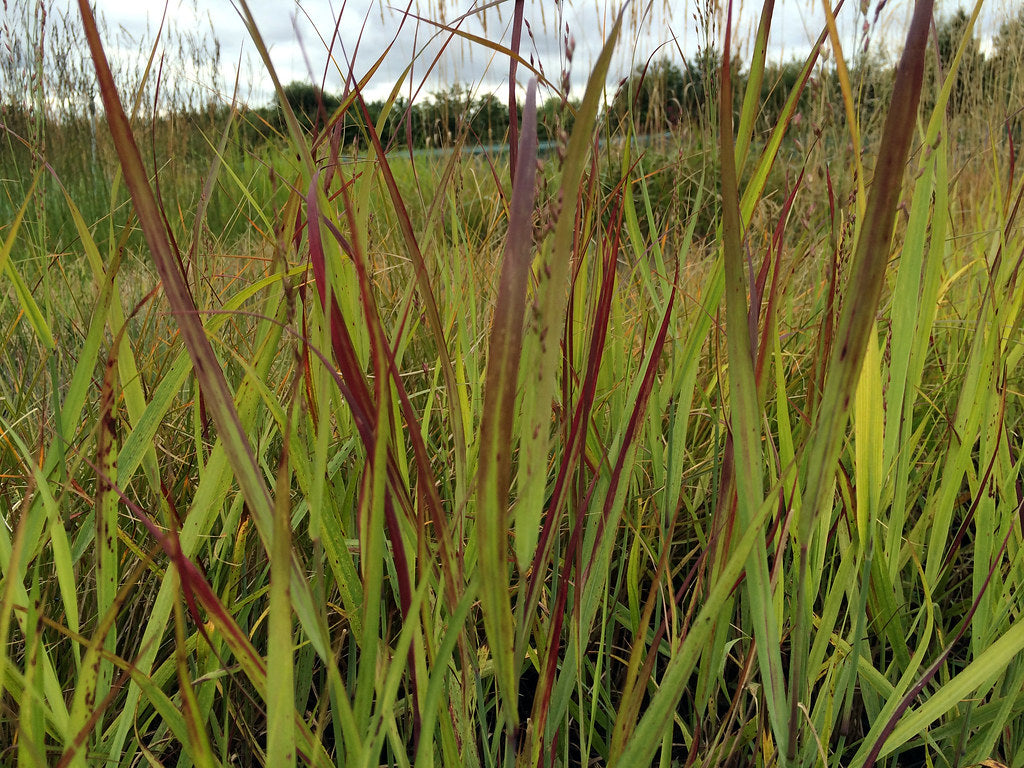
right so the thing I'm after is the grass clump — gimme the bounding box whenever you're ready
[1,0,1024,766]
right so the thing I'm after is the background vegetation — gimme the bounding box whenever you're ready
[1,0,1024,766]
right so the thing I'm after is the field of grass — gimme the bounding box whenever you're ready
[1,0,1023,766]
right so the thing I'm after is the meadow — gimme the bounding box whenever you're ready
[1,0,1023,766]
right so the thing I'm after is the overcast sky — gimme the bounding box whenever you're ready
[14,0,1015,106]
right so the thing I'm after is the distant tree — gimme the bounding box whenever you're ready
[610,48,733,134]
[276,81,340,131]
[681,46,726,126]
[756,60,810,133]
[418,85,474,147]
[537,95,578,143]
[318,84,579,150]
[989,4,1024,130]
[360,97,418,149]
[931,8,985,114]
[611,57,687,134]
[469,93,509,144]
[848,50,895,132]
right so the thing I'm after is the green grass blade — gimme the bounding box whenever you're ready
[718,1,787,754]
[268,387,298,768]
[792,0,933,755]
[476,78,539,726]
[612,492,777,767]
[515,5,623,604]
[76,0,277,570]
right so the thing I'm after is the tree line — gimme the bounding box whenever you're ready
[3,4,1020,153]
[256,5,1024,150]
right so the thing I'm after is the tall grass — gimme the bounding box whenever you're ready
[1,0,1023,766]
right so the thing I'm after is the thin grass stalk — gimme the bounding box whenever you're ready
[93,342,120,745]
[173,582,218,768]
[21,575,47,767]
[529,206,646,763]
[267,370,302,767]
[0,413,72,735]
[737,5,836,226]
[734,0,775,174]
[820,0,866,209]
[611,488,780,766]
[717,0,789,757]
[507,0,526,180]
[355,90,471,497]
